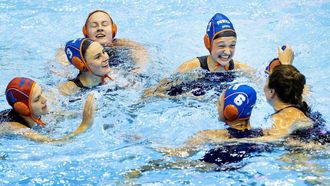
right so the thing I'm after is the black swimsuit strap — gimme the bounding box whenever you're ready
[271,105,301,116]
[197,56,235,71]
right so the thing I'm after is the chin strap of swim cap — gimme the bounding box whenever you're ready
[5,77,46,127]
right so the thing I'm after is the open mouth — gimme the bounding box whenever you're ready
[219,55,230,61]
[42,105,47,110]
[96,33,106,38]
[101,63,109,68]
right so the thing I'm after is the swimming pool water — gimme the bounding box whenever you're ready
[1,0,329,185]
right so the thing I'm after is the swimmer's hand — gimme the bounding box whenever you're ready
[278,44,294,65]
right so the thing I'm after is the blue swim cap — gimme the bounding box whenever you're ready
[65,38,93,72]
[223,84,256,121]
[204,13,236,51]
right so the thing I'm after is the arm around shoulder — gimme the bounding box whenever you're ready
[114,38,149,73]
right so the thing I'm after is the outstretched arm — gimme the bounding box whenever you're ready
[157,129,230,157]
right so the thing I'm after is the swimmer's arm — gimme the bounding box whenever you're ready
[58,81,81,96]
[2,94,95,144]
[176,58,201,73]
[114,39,149,73]
[143,78,171,97]
[55,48,70,66]
[158,129,230,157]
[235,61,264,85]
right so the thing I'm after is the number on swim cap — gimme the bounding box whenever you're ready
[234,94,246,106]
[231,84,240,90]
[66,48,73,59]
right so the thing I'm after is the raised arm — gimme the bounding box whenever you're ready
[1,93,96,144]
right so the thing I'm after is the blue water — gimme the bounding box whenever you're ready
[1,0,330,185]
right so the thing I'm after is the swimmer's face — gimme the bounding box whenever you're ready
[211,36,236,66]
[217,92,226,122]
[85,42,111,76]
[30,84,48,118]
[87,12,113,45]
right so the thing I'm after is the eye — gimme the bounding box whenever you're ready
[102,21,109,26]
[94,54,101,60]
[34,96,40,102]
[90,23,97,28]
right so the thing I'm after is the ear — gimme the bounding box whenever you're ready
[269,88,276,98]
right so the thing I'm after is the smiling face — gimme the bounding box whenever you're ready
[84,42,111,76]
[30,84,48,118]
[211,36,236,66]
[86,11,113,45]
[217,92,226,122]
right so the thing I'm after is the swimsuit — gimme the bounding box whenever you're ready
[197,56,235,71]
[167,71,236,96]
[0,109,30,128]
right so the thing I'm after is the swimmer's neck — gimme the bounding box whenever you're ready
[79,72,104,88]
[226,120,251,131]
[20,115,37,128]
[270,96,294,112]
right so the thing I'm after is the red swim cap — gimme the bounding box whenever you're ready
[5,77,45,127]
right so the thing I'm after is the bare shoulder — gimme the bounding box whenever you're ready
[272,108,310,131]
[55,48,70,66]
[58,81,80,96]
[176,58,201,73]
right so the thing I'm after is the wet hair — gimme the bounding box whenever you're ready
[82,38,93,60]
[213,31,237,40]
[268,65,309,114]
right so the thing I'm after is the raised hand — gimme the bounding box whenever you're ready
[278,44,294,65]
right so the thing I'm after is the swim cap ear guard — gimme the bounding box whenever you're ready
[5,77,46,127]
[204,13,236,51]
[264,58,281,77]
[223,84,256,122]
[65,38,90,72]
[82,10,117,39]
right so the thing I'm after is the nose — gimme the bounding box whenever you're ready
[102,51,109,61]
[96,27,104,32]
[41,96,47,104]
[223,47,231,55]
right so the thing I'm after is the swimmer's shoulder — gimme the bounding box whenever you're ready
[55,47,70,66]
[272,108,311,131]
[177,58,201,73]
[58,81,81,96]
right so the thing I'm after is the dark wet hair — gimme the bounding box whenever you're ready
[213,31,237,40]
[268,65,309,114]
[82,38,94,60]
